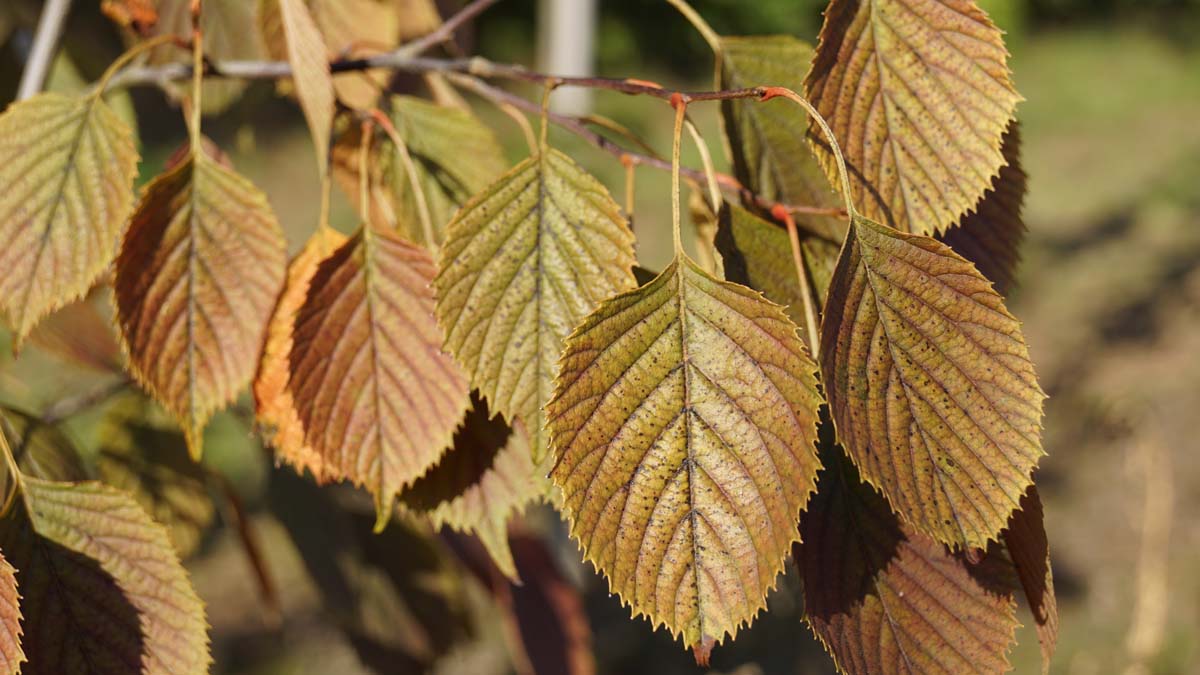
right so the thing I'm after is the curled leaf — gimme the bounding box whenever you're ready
[548,254,822,654]
[289,224,470,527]
[435,148,637,461]
[805,0,1020,234]
[255,227,348,479]
[819,215,1045,548]
[114,153,287,458]
[0,93,138,347]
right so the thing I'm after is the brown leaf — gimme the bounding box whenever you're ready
[24,293,121,374]
[288,223,470,527]
[115,153,287,458]
[0,550,22,675]
[1003,484,1058,673]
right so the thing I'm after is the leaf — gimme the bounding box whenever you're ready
[547,254,823,654]
[398,395,543,581]
[0,93,138,347]
[435,148,637,461]
[333,96,509,246]
[714,202,840,333]
[819,214,1045,548]
[114,153,287,458]
[394,0,442,41]
[0,477,210,673]
[24,293,122,373]
[938,123,1026,296]
[1003,485,1057,673]
[310,0,400,109]
[96,394,216,558]
[144,0,264,113]
[0,407,89,484]
[254,227,347,479]
[503,535,596,675]
[288,224,470,526]
[798,449,1018,675]
[717,35,844,241]
[275,0,335,173]
[0,551,23,675]
[804,0,1021,235]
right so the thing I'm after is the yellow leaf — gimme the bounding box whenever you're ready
[275,0,335,174]
[254,227,347,480]
[805,0,1021,234]
[548,254,822,654]
[0,551,22,675]
[114,153,288,459]
[288,224,470,527]
[310,0,400,110]
[819,214,1045,548]
[0,93,138,347]
[435,149,637,462]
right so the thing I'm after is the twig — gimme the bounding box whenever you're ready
[16,0,73,100]
[396,0,501,57]
[40,378,129,425]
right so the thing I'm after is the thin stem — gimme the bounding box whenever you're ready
[188,0,203,148]
[538,80,556,152]
[759,87,855,219]
[16,0,73,101]
[664,0,721,54]
[40,378,130,425]
[371,109,436,249]
[94,33,183,96]
[495,101,537,154]
[623,158,636,220]
[670,95,687,254]
[684,118,721,213]
[358,120,373,222]
[777,207,821,353]
[394,0,501,58]
[0,426,23,518]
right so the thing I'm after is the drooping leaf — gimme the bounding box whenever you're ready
[114,153,288,458]
[436,148,637,461]
[819,214,1045,548]
[398,395,543,581]
[255,227,347,479]
[144,0,264,113]
[0,551,22,675]
[805,0,1021,235]
[0,407,89,484]
[274,0,335,173]
[938,123,1026,296]
[310,0,400,109]
[288,224,470,526]
[0,93,138,347]
[548,254,823,655]
[798,449,1018,675]
[24,293,122,373]
[333,96,509,246]
[714,202,841,335]
[717,35,844,241]
[96,394,216,558]
[0,477,210,674]
[1003,485,1057,673]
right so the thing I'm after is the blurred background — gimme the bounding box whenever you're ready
[2,0,1199,673]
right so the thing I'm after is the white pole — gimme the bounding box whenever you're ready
[537,0,597,116]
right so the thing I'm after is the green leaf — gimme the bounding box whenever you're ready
[0,550,22,675]
[714,202,840,337]
[398,395,544,581]
[938,123,1026,296]
[548,254,822,655]
[435,148,637,462]
[288,224,470,527]
[805,0,1021,235]
[1003,485,1057,673]
[0,477,210,673]
[0,93,139,347]
[114,152,288,459]
[799,449,1018,675]
[334,96,509,246]
[819,215,1045,548]
[95,394,216,558]
[0,407,89,484]
[717,35,844,241]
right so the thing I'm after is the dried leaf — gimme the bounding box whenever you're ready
[503,534,596,675]
[289,224,470,527]
[114,153,287,458]
[275,0,335,173]
[548,254,822,654]
[334,96,508,246]
[394,0,442,41]
[435,148,636,461]
[145,0,264,113]
[799,450,1018,675]
[819,214,1045,548]
[0,551,22,675]
[96,394,216,558]
[938,123,1026,296]
[1003,485,1057,672]
[254,227,347,479]
[0,93,138,347]
[718,35,844,241]
[399,395,543,581]
[24,294,122,373]
[311,0,400,109]
[805,0,1021,234]
[0,477,210,674]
